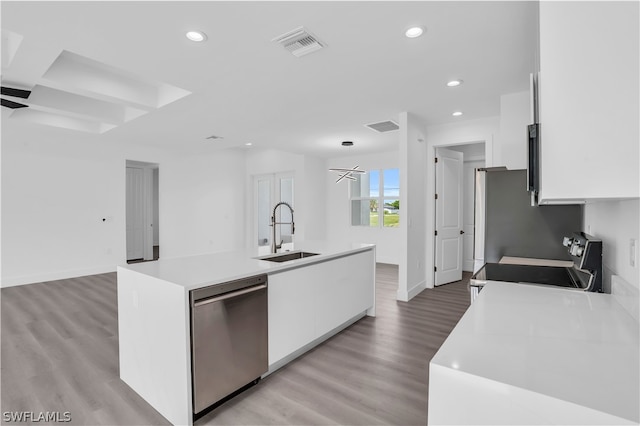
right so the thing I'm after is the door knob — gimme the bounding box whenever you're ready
[460,230,465,234]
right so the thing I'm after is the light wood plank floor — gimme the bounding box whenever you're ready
[1,264,470,425]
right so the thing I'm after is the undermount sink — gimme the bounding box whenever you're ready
[258,251,319,263]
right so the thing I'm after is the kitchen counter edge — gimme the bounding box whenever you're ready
[116,242,375,291]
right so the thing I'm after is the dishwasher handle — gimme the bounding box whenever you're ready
[193,284,267,307]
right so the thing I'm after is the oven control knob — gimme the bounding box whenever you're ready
[571,244,584,257]
[563,237,573,247]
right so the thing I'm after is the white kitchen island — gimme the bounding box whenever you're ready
[117,242,375,426]
[428,282,639,425]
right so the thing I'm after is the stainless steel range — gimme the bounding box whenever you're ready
[470,232,602,302]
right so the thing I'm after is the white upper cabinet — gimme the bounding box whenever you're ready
[538,1,639,203]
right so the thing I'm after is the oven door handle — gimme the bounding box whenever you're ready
[194,284,267,307]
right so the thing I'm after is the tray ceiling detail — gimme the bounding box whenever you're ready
[3,50,190,134]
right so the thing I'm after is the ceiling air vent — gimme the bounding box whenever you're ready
[1,86,31,109]
[365,120,400,133]
[205,135,223,140]
[272,27,325,57]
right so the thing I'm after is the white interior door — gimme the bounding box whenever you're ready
[435,147,464,286]
[126,164,155,261]
[126,167,145,260]
[463,160,484,271]
[142,167,154,261]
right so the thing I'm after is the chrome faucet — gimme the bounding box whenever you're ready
[270,201,295,254]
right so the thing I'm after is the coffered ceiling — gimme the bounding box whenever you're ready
[1,1,537,157]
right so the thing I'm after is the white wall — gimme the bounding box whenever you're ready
[426,117,498,167]
[325,150,400,265]
[299,155,327,241]
[1,126,246,287]
[244,148,326,250]
[426,90,530,171]
[583,199,640,293]
[397,112,427,301]
[498,91,530,170]
[160,150,246,258]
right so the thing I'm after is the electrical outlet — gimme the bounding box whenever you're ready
[630,239,637,267]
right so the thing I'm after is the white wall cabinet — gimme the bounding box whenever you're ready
[538,1,639,203]
[268,250,375,367]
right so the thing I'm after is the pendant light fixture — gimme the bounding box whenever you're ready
[329,141,366,183]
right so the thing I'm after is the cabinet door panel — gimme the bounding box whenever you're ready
[538,1,639,202]
[315,252,374,337]
[268,271,316,364]
[267,250,375,366]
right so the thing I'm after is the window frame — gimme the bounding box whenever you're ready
[349,168,399,228]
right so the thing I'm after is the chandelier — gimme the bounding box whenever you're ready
[328,141,366,183]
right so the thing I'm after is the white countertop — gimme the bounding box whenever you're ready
[118,241,374,291]
[431,282,640,423]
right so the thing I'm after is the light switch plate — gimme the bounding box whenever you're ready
[630,239,637,267]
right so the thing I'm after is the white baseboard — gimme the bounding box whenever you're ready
[397,279,427,302]
[1,265,117,288]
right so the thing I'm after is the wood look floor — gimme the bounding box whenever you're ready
[1,265,470,425]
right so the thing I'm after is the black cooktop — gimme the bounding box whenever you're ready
[472,263,579,288]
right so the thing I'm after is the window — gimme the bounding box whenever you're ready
[350,168,399,227]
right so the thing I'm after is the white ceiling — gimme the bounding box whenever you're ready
[1,1,537,157]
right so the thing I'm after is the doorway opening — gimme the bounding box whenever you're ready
[126,160,160,264]
[253,172,294,255]
[433,143,485,286]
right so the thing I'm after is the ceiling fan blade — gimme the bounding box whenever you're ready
[1,98,29,109]
[1,86,31,99]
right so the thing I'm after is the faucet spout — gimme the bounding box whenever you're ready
[270,201,295,254]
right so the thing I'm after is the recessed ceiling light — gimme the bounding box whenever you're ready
[405,27,424,38]
[447,80,463,87]
[452,111,463,117]
[186,31,207,42]
[245,142,252,146]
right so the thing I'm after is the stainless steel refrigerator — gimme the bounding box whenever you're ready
[474,169,582,266]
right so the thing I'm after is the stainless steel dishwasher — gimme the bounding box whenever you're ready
[190,274,268,416]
